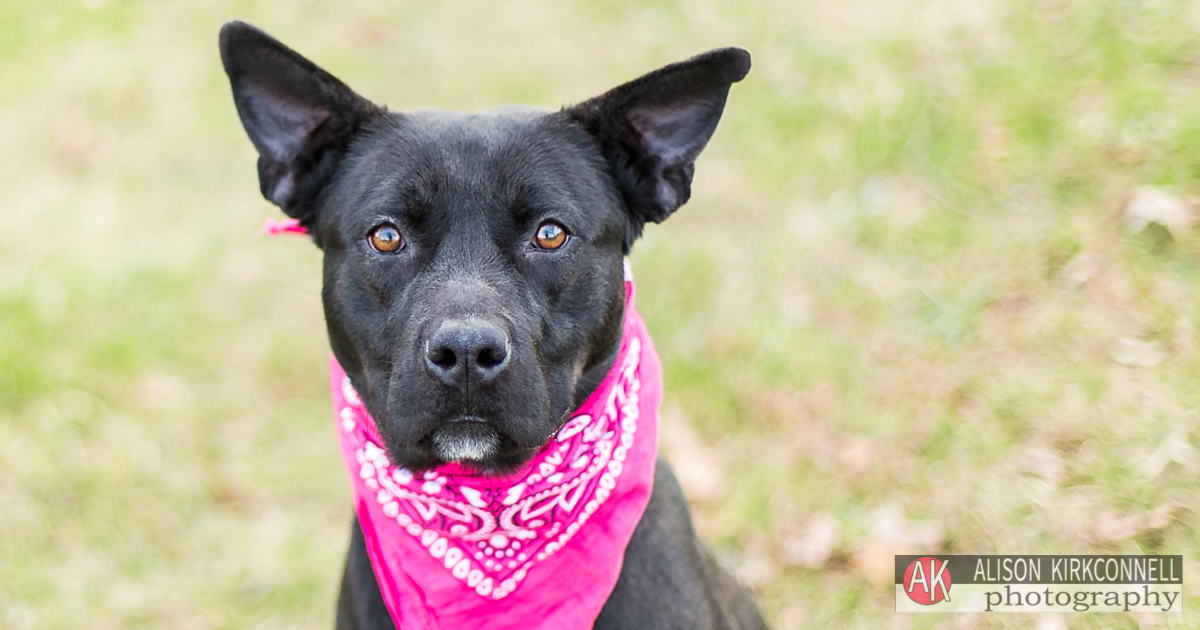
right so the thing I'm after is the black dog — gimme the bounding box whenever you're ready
[219,21,766,630]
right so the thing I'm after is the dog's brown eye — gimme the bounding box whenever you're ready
[368,224,405,253]
[533,221,568,250]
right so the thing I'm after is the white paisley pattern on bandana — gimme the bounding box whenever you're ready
[338,337,643,601]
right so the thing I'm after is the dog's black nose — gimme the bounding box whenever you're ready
[425,319,510,386]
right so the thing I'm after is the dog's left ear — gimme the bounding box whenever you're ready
[565,48,750,248]
[219,21,382,227]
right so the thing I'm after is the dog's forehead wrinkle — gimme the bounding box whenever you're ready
[439,276,502,303]
[431,217,509,268]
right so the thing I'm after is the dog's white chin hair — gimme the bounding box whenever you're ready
[431,428,501,462]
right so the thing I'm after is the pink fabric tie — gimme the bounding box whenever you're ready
[260,217,307,236]
[329,268,662,629]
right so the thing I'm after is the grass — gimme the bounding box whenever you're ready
[2,0,1198,628]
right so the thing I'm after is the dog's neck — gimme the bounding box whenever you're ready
[572,347,620,409]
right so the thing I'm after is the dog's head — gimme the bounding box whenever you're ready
[220,22,748,473]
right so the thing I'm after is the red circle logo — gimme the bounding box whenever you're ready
[903,557,952,605]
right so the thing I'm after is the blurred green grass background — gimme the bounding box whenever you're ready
[2,0,1199,628]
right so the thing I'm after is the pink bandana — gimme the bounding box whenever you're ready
[260,217,307,236]
[329,266,662,629]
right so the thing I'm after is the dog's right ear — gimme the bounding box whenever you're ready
[219,21,381,226]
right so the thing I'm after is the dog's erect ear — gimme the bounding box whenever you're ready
[565,48,750,247]
[219,21,381,224]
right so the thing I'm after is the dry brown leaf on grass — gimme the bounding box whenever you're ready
[134,372,194,410]
[852,504,943,587]
[1093,512,1147,542]
[734,542,779,588]
[658,404,724,501]
[752,384,836,428]
[979,120,1010,162]
[773,603,808,630]
[1091,505,1177,543]
[1124,186,1196,238]
[1057,251,1100,290]
[3,605,37,630]
[837,436,875,476]
[781,512,840,569]
[1172,316,1196,361]
[104,580,146,615]
[950,612,985,630]
[1111,338,1166,367]
[750,386,841,470]
[1139,429,1200,479]
[1142,505,1175,532]
[1035,614,1068,630]
[1019,442,1065,487]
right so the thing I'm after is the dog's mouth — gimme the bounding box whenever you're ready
[419,418,533,471]
[428,418,501,461]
